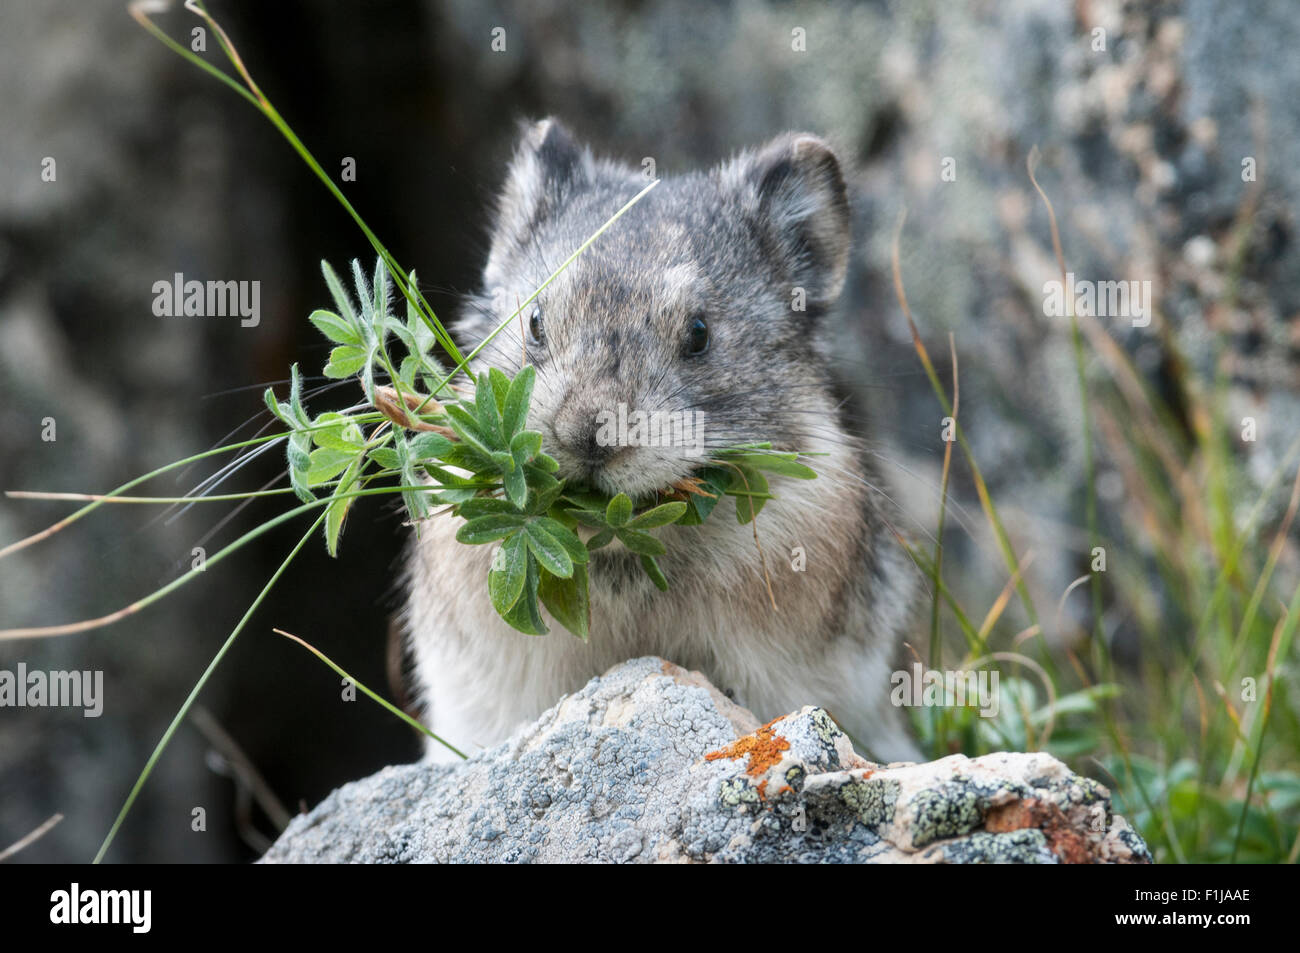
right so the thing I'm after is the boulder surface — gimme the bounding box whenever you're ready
[261,657,1151,863]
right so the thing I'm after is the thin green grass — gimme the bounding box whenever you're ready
[898,151,1300,864]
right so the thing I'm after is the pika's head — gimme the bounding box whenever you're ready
[459,118,851,500]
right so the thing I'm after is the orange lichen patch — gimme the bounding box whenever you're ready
[985,801,1035,832]
[985,798,1095,864]
[704,718,792,777]
[756,779,769,800]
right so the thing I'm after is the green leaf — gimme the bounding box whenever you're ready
[640,554,669,591]
[561,486,610,511]
[731,466,770,523]
[567,509,608,528]
[525,476,566,516]
[324,496,350,557]
[677,467,730,525]
[372,257,389,328]
[422,464,491,489]
[445,404,496,457]
[359,354,377,404]
[306,447,358,486]
[475,372,505,445]
[489,532,528,614]
[500,556,548,635]
[586,528,615,549]
[614,528,666,556]
[457,497,525,519]
[287,363,310,425]
[488,367,511,414]
[321,260,356,325]
[311,412,365,452]
[323,345,368,379]
[286,432,315,503]
[437,443,497,475]
[501,364,536,437]
[606,493,633,528]
[503,462,528,508]
[721,452,817,480]
[628,501,687,529]
[324,456,363,557]
[456,513,527,544]
[390,323,418,356]
[548,507,579,532]
[397,356,418,390]
[533,517,589,565]
[263,385,281,423]
[538,564,590,640]
[309,309,362,347]
[510,429,543,463]
[407,432,454,462]
[524,520,574,578]
[367,447,401,470]
[426,486,477,505]
[393,432,432,521]
[405,270,434,356]
[352,260,373,323]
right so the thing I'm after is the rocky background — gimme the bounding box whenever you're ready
[1,0,1295,861]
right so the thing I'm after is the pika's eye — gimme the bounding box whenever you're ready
[528,305,544,346]
[686,315,709,356]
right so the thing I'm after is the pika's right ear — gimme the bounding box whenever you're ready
[717,133,851,307]
[485,118,593,286]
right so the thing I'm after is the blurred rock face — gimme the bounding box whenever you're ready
[432,0,1300,616]
[2,0,1296,860]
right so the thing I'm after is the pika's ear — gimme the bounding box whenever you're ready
[485,118,593,286]
[718,133,850,306]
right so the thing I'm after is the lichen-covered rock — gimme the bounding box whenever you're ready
[261,657,1150,864]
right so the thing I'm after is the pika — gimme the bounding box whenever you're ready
[403,118,919,763]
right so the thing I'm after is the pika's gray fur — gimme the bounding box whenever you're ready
[404,118,919,763]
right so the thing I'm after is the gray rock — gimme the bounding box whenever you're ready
[261,657,1150,864]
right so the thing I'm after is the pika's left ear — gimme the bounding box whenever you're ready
[718,133,851,306]
[485,118,594,289]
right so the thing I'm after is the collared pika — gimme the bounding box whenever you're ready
[403,118,919,763]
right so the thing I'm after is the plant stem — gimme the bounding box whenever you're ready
[274,628,465,759]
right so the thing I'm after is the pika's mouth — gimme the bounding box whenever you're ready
[564,472,716,508]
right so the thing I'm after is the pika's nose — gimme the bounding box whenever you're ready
[553,398,622,470]
[578,421,617,466]
[556,414,617,468]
